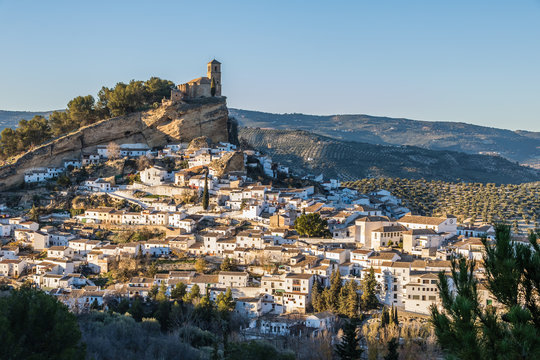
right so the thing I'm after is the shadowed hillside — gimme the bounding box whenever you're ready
[239,127,540,184]
[230,109,540,166]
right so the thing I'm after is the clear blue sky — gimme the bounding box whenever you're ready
[0,0,539,131]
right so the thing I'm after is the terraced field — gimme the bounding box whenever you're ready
[239,127,540,184]
[344,178,540,234]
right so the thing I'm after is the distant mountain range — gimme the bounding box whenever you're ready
[230,109,540,168]
[239,127,540,184]
[2,108,539,183]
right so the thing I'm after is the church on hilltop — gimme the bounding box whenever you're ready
[172,59,222,100]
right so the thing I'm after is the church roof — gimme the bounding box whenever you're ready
[209,59,221,64]
[186,76,211,85]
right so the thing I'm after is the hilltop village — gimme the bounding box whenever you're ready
[0,61,506,342]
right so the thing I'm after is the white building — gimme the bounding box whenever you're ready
[83,178,112,192]
[24,167,63,183]
[398,215,457,234]
[140,166,173,186]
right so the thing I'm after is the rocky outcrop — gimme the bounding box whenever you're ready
[188,136,212,150]
[209,151,245,177]
[0,97,229,190]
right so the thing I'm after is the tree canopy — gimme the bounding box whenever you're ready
[430,225,540,360]
[294,213,330,238]
[0,77,174,161]
[360,267,379,311]
[0,287,84,359]
[335,321,363,360]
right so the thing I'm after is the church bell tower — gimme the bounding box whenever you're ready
[207,59,221,96]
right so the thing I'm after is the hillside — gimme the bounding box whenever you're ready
[0,97,230,190]
[343,178,539,234]
[238,127,540,184]
[230,109,540,166]
[0,110,57,130]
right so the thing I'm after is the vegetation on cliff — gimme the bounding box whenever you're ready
[0,77,174,161]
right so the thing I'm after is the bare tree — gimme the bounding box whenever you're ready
[137,155,153,171]
[107,142,121,159]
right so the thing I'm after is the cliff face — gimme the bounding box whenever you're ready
[0,97,229,190]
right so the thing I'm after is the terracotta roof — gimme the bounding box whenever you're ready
[356,215,392,223]
[399,215,448,225]
[403,229,438,235]
[191,274,219,283]
[372,225,408,233]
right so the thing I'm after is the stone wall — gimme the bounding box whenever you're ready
[0,97,229,190]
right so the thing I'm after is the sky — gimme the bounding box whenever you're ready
[0,0,539,131]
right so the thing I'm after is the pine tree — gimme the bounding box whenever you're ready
[217,287,235,312]
[335,321,363,360]
[361,267,379,311]
[430,225,540,360]
[28,204,40,222]
[156,282,168,301]
[90,298,100,310]
[220,257,236,271]
[170,282,187,300]
[155,299,170,331]
[149,284,159,299]
[183,284,201,303]
[202,173,210,210]
[393,306,399,325]
[195,257,207,273]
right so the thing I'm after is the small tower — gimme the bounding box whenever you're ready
[207,59,221,96]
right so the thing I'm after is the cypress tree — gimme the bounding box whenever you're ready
[339,283,350,316]
[345,281,360,318]
[129,297,144,322]
[202,172,209,210]
[329,269,342,312]
[211,77,216,97]
[361,267,379,311]
[381,307,390,327]
[384,338,399,360]
[28,204,40,222]
[335,321,363,360]
[311,279,323,312]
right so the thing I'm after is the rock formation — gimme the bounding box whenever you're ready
[0,97,230,190]
[209,151,245,177]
